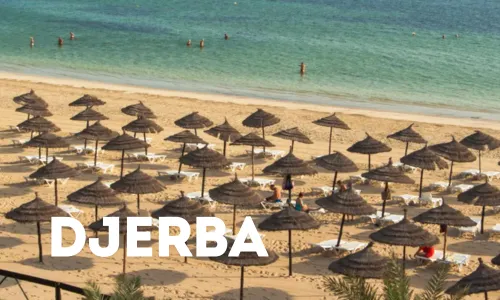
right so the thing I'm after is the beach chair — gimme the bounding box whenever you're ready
[260,200,288,210]
[23,176,43,185]
[240,177,276,189]
[11,139,26,147]
[95,163,114,174]
[429,182,449,191]
[482,171,500,181]
[419,193,442,208]
[380,214,404,225]
[44,178,70,188]
[59,205,83,218]
[227,162,246,172]
[416,250,444,264]
[459,169,480,178]
[265,150,285,159]
[451,184,474,193]
[186,143,215,151]
[19,155,40,164]
[365,211,391,224]
[157,170,199,182]
[311,186,336,197]
[350,175,367,184]
[126,152,140,161]
[393,194,419,206]
[9,125,25,132]
[312,240,367,254]
[38,156,64,166]
[140,154,166,163]
[490,224,500,235]
[186,191,217,208]
[444,253,471,272]
[458,217,481,237]
[392,162,417,173]
[246,149,265,156]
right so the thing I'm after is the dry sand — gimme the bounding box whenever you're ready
[0,73,499,299]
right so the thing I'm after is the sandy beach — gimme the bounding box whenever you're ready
[0,73,499,299]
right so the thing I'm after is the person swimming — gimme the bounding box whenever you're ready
[224,33,229,40]
[187,39,192,47]
[30,37,34,47]
[412,32,416,36]
[200,39,205,48]
[70,32,75,40]
[442,34,446,39]
[455,34,459,38]
[300,62,306,75]
[58,37,64,46]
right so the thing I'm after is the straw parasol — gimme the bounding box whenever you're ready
[6,193,69,263]
[23,133,69,162]
[400,145,448,198]
[460,131,500,174]
[272,127,312,152]
[179,146,230,197]
[102,132,150,178]
[29,158,79,205]
[110,166,165,211]
[362,158,415,217]
[387,124,426,156]
[446,258,500,300]
[122,116,163,154]
[242,108,280,152]
[165,130,206,174]
[316,186,376,248]
[413,199,475,258]
[13,90,48,107]
[16,103,52,119]
[263,150,317,203]
[492,254,500,266]
[315,152,358,191]
[17,116,60,139]
[204,118,242,156]
[457,180,500,234]
[258,207,319,276]
[231,133,274,183]
[175,112,213,135]
[347,133,391,170]
[67,177,123,221]
[121,101,156,119]
[369,209,439,269]
[210,239,278,300]
[71,107,109,150]
[429,137,476,187]
[75,121,119,166]
[151,191,213,263]
[89,205,155,274]
[328,242,388,279]
[313,113,350,155]
[209,174,264,233]
[69,94,106,107]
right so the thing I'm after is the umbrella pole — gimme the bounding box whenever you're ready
[123,234,127,275]
[443,226,448,258]
[143,132,148,155]
[94,139,98,167]
[31,131,33,139]
[137,194,140,211]
[240,266,245,300]
[291,140,294,153]
[332,171,338,192]
[45,147,49,164]
[134,132,136,138]
[178,143,186,174]
[448,161,454,187]
[84,120,89,151]
[38,147,41,159]
[419,169,424,199]
[404,142,409,156]
[232,204,237,234]
[381,182,388,218]
[484,291,488,300]
[54,179,58,206]
[251,146,255,182]
[336,214,345,247]
[481,205,485,234]
[368,154,371,171]
[95,205,98,222]
[201,168,207,198]
[120,149,125,178]
[328,127,333,155]
[478,150,482,175]
[194,128,198,136]
[262,126,266,153]
[27,114,30,121]
[37,221,43,263]
[288,229,292,276]
[223,140,227,157]
[402,245,406,271]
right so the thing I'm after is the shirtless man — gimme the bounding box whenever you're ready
[224,33,229,40]
[30,37,34,47]
[70,32,75,40]
[300,62,306,75]
[187,39,192,47]
[200,39,205,48]
[58,37,64,46]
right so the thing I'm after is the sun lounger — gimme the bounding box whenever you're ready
[240,177,276,189]
[393,194,419,205]
[23,176,43,185]
[416,250,470,272]
[380,214,404,225]
[419,193,442,208]
[19,155,40,164]
[11,139,26,147]
[59,205,83,218]
[260,200,296,210]
[392,162,417,173]
[96,163,114,174]
[126,152,140,161]
[312,186,336,197]
[350,175,367,184]
[44,178,70,187]
[70,145,103,154]
[365,211,391,224]
[37,156,64,165]
[490,224,500,236]
[458,217,481,237]
[186,191,217,208]
[186,143,215,151]
[9,125,26,132]
[227,162,246,172]
[312,240,367,253]
[459,169,480,178]
[482,171,500,181]
[157,170,199,182]
[138,154,167,163]
[429,182,449,191]
[416,250,444,264]
[451,184,474,193]
[265,150,285,159]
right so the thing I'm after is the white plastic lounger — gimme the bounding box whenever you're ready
[261,200,288,210]
[491,224,500,235]
[458,217,481,237]
[419,193,442,208]
[444,253,470,272]
[240,177,276,189]
[228,162,246,172]
[186,191,217,208]
[247,149,265,156]
[393,194,419,205]
[44,178,69,187]
[365,211,391,224]
[416,250,444,264]
[157,170,199,182]
[12,139,26,146]
[350,175,367,184]
[59,205,83,218]
[9,125,25,132]
[265,150,285,159]
[429,182,449,191]
[311,186,335,197]
[19,155,40,164]
[140,154,167,163]
[186,143,215,150]
[380,214,404,225]
[482,171,500,181]
[460,169,480,178]
[392,162,416,173]
[451,184,474,193]
[312,240,366,254]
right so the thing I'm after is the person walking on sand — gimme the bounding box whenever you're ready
[187,39,192,47]
[58,37,64,46]
[300,62,306,75]
[200,39,205,48]
[224,33,229,40]
[30,37,34,47]
[70,32,75,40]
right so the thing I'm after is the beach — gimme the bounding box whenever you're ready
[0,73,499,299]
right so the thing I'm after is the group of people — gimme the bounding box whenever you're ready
[186,33,229,48]
[30,32,75,48]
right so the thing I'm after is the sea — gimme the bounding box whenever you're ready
[0,0,499,120]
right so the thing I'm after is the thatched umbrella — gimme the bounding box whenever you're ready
[175,112,213,136]
[315,152,358,191]
[110,166,165,211]
[13,90,48,107]
[272,127,312,152]
[204,118,242,156]
[263,150,317,203]
[179,146,230,197]
[23,133,69,163]
[313,113,350,155]
[429,137,476,187]
[401,145,448,198]
[151,191,213,263]
[347,133,391,170]
[102,132,150,178]
[369,209,439,269]
[460,131,500,174]
[231,133,274,183]
[89,205,154,274]
[457,180,500,234]
[259,207,319,276]
[69,94,106,107]
[210,239,278,300]
[242,108,280,152]
[17,116,60,139]
[446,258,500,300]
[209,174,264,234]
[71,107,109,151]
[492,254,500,266]
[362,158,415,217]
[413,199,475,258]
[122,116,163,155]
[387,124,426,156]
[16,103,52,120]
[6,193,69,263]
[316,187,376,248]
[165,130,206,174]
[75,121,119,166]
[121,101,156,119]
[67,177,123,221]
[29,158,79,206]
[328,242,388,279]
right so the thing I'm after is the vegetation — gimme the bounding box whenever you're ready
[83,274,147,300]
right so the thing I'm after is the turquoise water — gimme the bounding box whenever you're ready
[1,0,500,119]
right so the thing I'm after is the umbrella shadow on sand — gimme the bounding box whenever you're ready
[126,269,187,286]
[0,236,23,249]
[0,222,51,236]
[20,255,94,271]
[213,287,292,300]
[447,240,500,256]
[0,144,24,154]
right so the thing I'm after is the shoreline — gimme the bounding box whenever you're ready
[1,71,500,130]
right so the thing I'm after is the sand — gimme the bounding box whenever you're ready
[0,73,498,299]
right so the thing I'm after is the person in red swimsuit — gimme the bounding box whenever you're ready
[415,246,435,258]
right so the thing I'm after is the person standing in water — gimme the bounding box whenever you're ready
[70,32,75,40]
[30,37,34,47]
[442,34,446,39]
[200,39,205,48]
[187,39,192,47]
[300,62,306,75]
[58,37,64,46]
[224,33,229,40]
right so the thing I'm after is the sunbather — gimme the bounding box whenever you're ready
[265,184,282,202]
[415,246,435,259]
